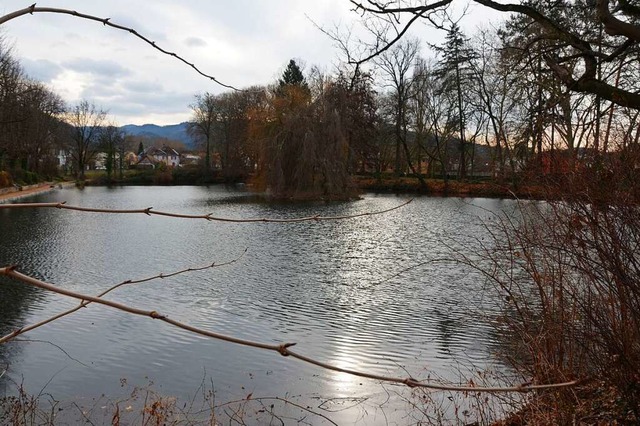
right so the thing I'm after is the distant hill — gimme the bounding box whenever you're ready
[120,122,194,148]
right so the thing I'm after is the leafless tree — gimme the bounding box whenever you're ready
[99,124,125,180]
[66,100,107,180]
[350,0,640,110]
[188,93,217,172]
[376,38,429,188]
[410,58,457,185]
[0,38,65,181]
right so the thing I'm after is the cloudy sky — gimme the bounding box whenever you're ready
[1,1,504,125]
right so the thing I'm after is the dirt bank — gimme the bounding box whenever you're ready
[0,182,75,203]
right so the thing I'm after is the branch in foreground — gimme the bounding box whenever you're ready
[0,266,580,393]
[0,199,413,222]
[0,251,246,344]
[349,0,452,65]
[0,4,239,90]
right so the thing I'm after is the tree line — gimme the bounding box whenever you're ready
[0,38,129,184]
[189,5,640,199]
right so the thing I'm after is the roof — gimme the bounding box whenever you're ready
[146,146,180,158]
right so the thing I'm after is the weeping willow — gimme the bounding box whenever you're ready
[256,85,357,201]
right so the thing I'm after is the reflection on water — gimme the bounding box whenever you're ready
[0,186,516,423]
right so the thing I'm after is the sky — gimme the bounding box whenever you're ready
[1,1,505,126]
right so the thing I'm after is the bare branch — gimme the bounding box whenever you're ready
[0,4,240,90]
[0,199,413,222]
[596,0,640,42]
[0,266,580,393]
[0,251,247,344]
[349,0,453,64]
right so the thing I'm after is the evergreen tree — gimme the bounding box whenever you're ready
[137,141,144,155]
[278,59,307,90]
[433,23,477,179]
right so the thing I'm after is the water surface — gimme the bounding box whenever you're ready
[0,186,517,424]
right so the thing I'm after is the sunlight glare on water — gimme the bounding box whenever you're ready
[0,186,518,424]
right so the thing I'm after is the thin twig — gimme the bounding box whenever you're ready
[0,199,414,222]
[0,4,240,90]
[0,251,246,344]
[72,401,97,426]
[0,266,581,393]
[12,338,89,368]
[218,396,339,426]
[349,0,452,64]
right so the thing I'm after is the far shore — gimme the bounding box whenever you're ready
[0,181,75,203]
[0,175,545,203]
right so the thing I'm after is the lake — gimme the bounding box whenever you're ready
[0,186,519,424]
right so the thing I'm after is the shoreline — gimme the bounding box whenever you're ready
[0,181,75,203]
[0,177,545,203]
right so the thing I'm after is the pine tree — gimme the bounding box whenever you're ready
[433,23,477,180]
[278,59,308,90]
[137,141,144,155]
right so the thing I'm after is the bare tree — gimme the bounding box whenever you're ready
[66,100,107,180]
[411,58,458,186]
[350,0,640,110]
[99,124,125,181]
[376,38,429,189]
[0,38,65,181]
[468,29,524,182]
[188,93,217,172]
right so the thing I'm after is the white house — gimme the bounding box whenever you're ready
[148,146,181,167]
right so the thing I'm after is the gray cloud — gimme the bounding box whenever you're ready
[123,80,164,93]
[106,91,193,118]
[21,58,64,82]
[79,81,192,118]
[185,37,207,47]
[107,14,169,44]
[62,58,131,78]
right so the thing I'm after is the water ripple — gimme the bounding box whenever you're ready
[0,186,515,424]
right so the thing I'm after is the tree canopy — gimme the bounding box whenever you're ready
[350,0,640,110]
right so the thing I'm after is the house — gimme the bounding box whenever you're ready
[180,153,202,167]
[56,149,69,168]
[148,146,181,167]
[93,152,108,170]
[136,154,156,169]
[134,146,182,169]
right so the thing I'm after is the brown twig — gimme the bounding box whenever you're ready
[349,0,452,65]
[12,338,90,368]
[0,265,580,393]
[0,199,414,222]
[0,4,240,90]
[216,395,340,426]
[0,251,246,344]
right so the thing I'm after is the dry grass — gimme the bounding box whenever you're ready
[1,378,342,425]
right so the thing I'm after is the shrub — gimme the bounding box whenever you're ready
[0,171,12,188]
[474,151,640,423]
[153,169,173,185]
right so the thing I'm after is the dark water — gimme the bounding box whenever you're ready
[0,186,518,424]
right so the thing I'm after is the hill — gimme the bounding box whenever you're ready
[120,122,194,148]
